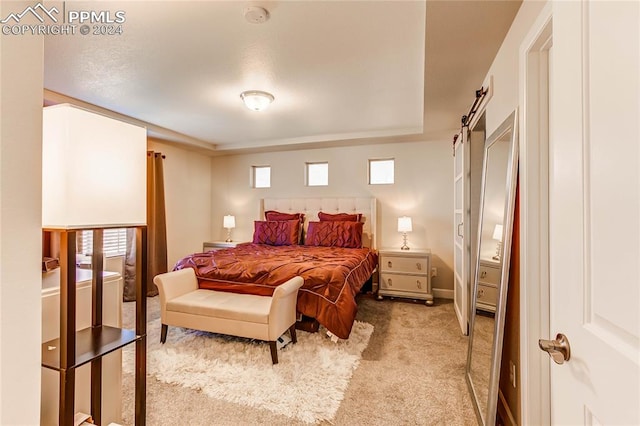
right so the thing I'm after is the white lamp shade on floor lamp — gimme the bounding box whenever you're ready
[42,104,147,229]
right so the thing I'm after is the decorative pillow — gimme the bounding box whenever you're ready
[264,211,305,243]
[318,211,362,222]
[305,221,363,248]
[252,220,300,246]
[264,210,305,223]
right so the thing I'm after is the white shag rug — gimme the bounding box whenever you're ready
[123,319,373,424]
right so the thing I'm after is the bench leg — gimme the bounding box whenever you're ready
[269,341,278,364]
[160,324,168,344]
[289,324,297,344]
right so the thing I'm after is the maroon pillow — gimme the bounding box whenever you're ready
[304,221,363,248]
[252,220,300,246]
[265,211,305,243]
[264,210,305,223]
[318,212,362,222]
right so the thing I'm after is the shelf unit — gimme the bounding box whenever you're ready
[41,227,147,426]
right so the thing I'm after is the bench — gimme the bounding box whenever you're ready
[153,268,303,364]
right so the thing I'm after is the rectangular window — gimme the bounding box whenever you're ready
[369,158,394,185]
[306,162,328,186]
[252,165,271,188]
[80,229,128,257]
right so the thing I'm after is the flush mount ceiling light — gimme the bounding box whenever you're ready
[240,90,275,111]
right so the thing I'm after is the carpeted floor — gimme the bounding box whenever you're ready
[121,294,477,425]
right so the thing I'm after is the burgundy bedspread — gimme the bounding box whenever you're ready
[173,243,378,339]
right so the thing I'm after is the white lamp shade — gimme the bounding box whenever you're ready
[223,215,236,229]
[240,90,274,111]
[397,216,413,233]
[492,224,504,242]
[42,104,147,229]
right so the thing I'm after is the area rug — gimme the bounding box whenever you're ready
[123,318,373,424]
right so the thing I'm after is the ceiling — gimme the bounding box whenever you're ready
[44,1,521,155]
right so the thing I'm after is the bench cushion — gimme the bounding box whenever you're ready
[166,289,271,324]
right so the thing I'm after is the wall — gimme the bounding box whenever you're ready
[210,139,456,293]
[148,139,213,268]
[483,1,547,136]
[0,4,44,422]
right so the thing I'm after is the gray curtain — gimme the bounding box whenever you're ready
[124,151,167,301]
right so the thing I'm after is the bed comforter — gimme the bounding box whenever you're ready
[173,243,378,339]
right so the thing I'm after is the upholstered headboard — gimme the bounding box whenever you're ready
[261,197,377,249]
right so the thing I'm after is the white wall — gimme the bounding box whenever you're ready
[483,0,547,135]
[0,3,44,422]
[148,139,213,268]
[211,140,456,292]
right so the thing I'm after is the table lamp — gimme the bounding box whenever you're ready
[398,216,412,250]
[492,224,503,261]
[224,215,236,242]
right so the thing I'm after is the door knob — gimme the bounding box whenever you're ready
[538,333,571,364]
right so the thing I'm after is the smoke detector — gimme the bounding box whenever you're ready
[244,6,269,24]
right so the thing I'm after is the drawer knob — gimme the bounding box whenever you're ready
[417,280,422,289]
[388,261,393,268]
[388,278,392,287]
[481,271,487,279]
[416,263,422,271]
[478,289,484,298]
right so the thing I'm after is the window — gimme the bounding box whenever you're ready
[369,158,394,185]
[252,166,271,188]
[80,229,128,257]
[306,162,328,186]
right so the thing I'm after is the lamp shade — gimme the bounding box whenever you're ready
[223,215,236,229]
[397,216,413,233]
[492,224,504,242]
[42,104,147,229]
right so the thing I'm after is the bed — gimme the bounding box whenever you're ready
[173,197,378,339]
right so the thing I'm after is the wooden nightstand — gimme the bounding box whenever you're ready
[202,241,245,252]
[377,248,433,305]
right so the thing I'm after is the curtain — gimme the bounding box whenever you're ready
[124,151,168,301]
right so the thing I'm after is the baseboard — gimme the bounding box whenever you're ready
[433,288,454,300]
[497,389,517,426]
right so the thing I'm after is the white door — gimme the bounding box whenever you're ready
[453,131,468,335]
[547,1,640,423]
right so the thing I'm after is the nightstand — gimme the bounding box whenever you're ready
[203,241,245,252]
[377,248,433,305]
[476,259,501,312]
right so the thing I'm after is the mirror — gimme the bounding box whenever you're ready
[465,110,518,425]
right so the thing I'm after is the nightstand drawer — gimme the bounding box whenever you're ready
[380,255,428,274]
[478,262,500,286]
[379,273,429,294]
[477,284,497,309]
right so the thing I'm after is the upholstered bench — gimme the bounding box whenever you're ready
[153,268,303,364]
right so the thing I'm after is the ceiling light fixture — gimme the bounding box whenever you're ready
[240,90,275,111]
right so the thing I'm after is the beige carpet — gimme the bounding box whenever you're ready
[121,294,477,425]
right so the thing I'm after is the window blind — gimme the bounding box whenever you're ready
[80,229,127,257]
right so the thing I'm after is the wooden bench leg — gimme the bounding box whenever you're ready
[289,324,297,344]
[160,324,168,344]
[269,341,278,364]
